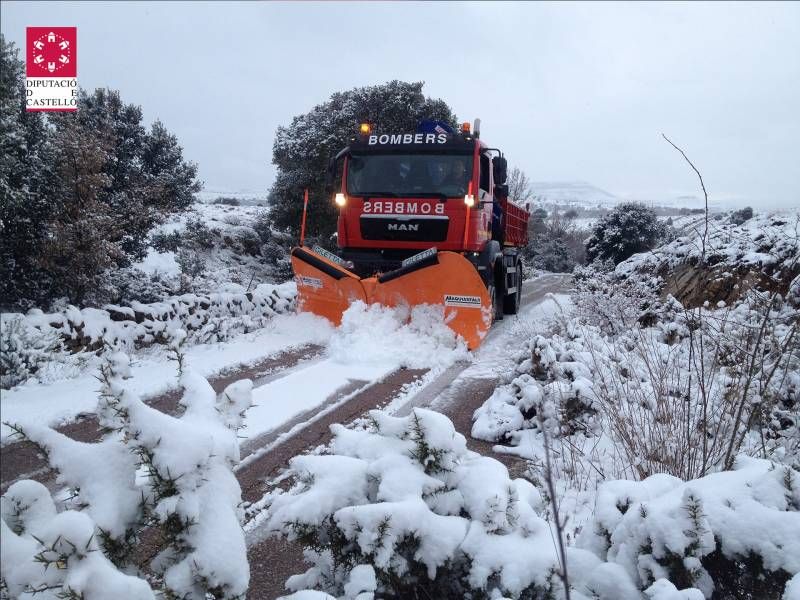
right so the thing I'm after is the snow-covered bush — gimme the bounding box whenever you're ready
[0,314,63,388]
[177,247,207,277]
[183,216,216,250]
[730,206,754,225]
[151,229,183,252]
[585,202,668,265]
[221,225,261,256]
[2,349,254,598]
[1,480,154,599]
[579,458,800,599]
[471,211,800,598]
[473,334,597,444]
[475,287,799,481]
[265,408,573,599]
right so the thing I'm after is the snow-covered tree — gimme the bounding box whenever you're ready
[0,35,59,309]
[48,88,202,263]
[142,119,203,214]
[585,202,667,265]
[268,81,456,239]
[2,75,202,309]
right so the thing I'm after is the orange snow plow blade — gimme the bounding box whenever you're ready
[291,247,492,349]
[290,246,367,325]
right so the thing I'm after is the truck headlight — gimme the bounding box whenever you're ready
[464,194,475,207]
[335,193,347,207]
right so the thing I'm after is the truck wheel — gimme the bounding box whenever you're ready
[487,280,503,322]
[503,262,522,315]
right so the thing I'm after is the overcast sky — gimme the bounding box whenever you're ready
[2,1,798,208]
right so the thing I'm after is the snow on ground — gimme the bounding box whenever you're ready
[136,248,181,278]
[1,313,332,442]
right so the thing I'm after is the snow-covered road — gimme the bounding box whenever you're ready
[1,273,571,507]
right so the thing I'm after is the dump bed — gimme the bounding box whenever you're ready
[502,198,529,247]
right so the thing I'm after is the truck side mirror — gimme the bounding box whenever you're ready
[325,158,336,195]
[493,156,508,185]
[325,146,351,193]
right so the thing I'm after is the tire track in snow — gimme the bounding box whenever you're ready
[0,344,323,494]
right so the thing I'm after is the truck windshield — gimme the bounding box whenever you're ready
[347,154,473,198]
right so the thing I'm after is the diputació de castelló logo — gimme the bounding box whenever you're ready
[26,27,78,112]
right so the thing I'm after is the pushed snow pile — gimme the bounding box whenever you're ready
[1,351,254,599]
[0,282,295,388]
[579,457,800,599]
[328,302,470,369]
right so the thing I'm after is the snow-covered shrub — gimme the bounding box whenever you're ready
[184,216,216,250]
[151,229,183,252]
[1,480,154,599]
[99,266,180,305]
[177,247,207,277]
[473,334,597,444]
[265,408,572,599]
[261,239,293,281]
[730,206,754,225]
[578,458,800,599]
[221,225,261,256]
[2,350,255,599]
[585,202,668,265]
[0,314,63,388]
[476,288,799,482]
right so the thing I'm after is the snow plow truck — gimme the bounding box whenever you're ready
[290,119,529,349]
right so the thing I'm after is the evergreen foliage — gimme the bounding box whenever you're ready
[0,35,201,309]
[267,81,456,239]
[585,202,668,265]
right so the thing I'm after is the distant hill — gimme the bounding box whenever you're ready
[196,189,268,206]
[529,181,726,213]
[529,181,619,208]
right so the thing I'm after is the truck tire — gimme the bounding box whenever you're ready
[503,262,522,315]
[487,280,503,322]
